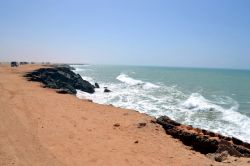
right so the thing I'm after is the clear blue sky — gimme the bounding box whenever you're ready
[1,0,250,69]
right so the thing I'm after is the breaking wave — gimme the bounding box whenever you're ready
[179,93,250,142]
[73,65,250,143]
[116,73,160,89]
[116,73,143,85]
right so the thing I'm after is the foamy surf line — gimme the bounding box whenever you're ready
[72,66,250,143]
[116,73,160,89]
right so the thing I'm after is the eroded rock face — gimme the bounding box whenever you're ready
[24,67,95,94]
[157,116,250,158]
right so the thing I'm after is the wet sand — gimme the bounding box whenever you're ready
[0,64,249,166]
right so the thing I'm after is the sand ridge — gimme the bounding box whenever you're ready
[0,64,249,166]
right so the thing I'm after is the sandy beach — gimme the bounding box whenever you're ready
[0,64,249,166]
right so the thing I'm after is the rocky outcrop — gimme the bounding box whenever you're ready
[95,83,100,88]
[24,67,95,94]
[157,116,250,158]
[55,64,76,71]
[104,87,111,93]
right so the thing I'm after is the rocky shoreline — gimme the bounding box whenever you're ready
[24,65,96,94]
[156,116,250,161]
[24,65,250,162]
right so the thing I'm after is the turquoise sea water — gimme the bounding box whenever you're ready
[71,65,250,143]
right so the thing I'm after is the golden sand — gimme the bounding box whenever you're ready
[0,64,249,166]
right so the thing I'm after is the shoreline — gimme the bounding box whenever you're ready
[71,64,250,144]
[0,64,249,165]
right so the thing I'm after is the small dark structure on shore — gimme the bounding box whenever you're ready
[11,62,18,67]
[20,62,29,65]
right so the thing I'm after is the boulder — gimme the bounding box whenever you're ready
[95,83,100,88]
[104,87,111,93]
[137,122,146,128]
[24,67,95,94]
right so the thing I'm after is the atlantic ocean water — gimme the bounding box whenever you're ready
[71,65,250,143]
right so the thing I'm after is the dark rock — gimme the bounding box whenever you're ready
[233,145,250,157]
[104,87,111,93]
[94,83,100,88]
[217,140,242,157]
[232,137,243,145]
[156,116,250,158]
[55,64,75,70]
[113,123,120,127]
[156,116,181,130]
[157,116,181,127]
[134,140,139,144]
[137,122,146,128]
[24,67,95,94]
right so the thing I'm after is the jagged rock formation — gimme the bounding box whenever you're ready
[24,67,95,94]
[157,116,250,159]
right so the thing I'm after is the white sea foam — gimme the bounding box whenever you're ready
[74,68,85,72]
[180,93,250,142]
[116,73,143,85]
[143,82,160,89]
[181,93,219,111]
[76,86,250,142]
[116,73,160,90]
[73,66,250,143]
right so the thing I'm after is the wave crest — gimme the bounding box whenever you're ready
[180,93,250,142]
[116,73,143,85]
[116,73,160,90]
[181,93,219,111]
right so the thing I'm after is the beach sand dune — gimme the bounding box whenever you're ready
[0,65,249,166]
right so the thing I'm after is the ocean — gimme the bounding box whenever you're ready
[71,64,250,143]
